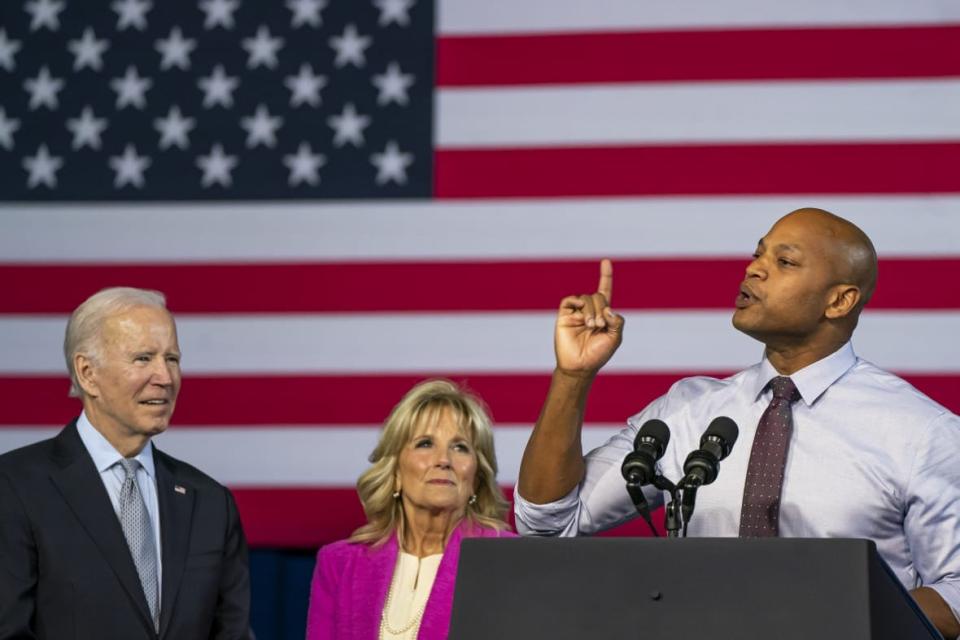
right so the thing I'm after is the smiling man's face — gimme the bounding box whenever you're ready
[80,305,182,445]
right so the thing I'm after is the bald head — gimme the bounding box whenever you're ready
[778,207,878,312]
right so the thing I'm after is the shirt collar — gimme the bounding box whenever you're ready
[76,410,156,479]
[748,341,858,407]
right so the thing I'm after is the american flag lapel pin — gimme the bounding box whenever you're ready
[174,485,186,495]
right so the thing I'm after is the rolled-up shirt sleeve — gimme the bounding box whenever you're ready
[514,400,667,537]
[513,484,583,537]
[905,411,960,621]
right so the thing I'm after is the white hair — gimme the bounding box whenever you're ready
[64,287,168,398]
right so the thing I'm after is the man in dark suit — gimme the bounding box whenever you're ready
[0,287,251,639]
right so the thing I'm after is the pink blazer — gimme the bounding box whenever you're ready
[305,522,514,640]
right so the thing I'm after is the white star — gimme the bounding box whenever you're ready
[286,0,325,28]
[154,105,195,149]
[155,27,196,71]
[329,24,371,69]
[24,0,65,32]
[327,103,370,148]
[66,106,108,150]
[0,29,23,71]
[283,142,325,186]
[284,64,326,107]
[109,145,151,188]
[372,61,414,106]
[22,145,63,189]
[110,66,152,109]
[0,108,21,150]
[24,66,64,111]
[197,65,239,108]
[370,140,413,185]
[373,0,414,27]
[68,28,109,72]
[242,25,283,69]
[240,104,283,148]
[196,143,237,187]
[199,0,239,30]
[112,0,152,31]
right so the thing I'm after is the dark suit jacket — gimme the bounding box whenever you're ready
[0,420,251,640]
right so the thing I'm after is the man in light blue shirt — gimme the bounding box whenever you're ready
[515,208,960,638]
[75,410,164,592]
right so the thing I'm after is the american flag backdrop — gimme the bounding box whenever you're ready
[2,0,959,547]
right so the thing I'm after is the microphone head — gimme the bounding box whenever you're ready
[634,419,670,453]
[701,416,739,457]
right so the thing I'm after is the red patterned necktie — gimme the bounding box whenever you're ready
[739,376,800,537]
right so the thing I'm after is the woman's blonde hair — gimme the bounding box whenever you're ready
[349,379,510,546]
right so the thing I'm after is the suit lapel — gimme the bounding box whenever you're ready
[154,450,195,640]
[419,524,465,639]
[48,422,156,636]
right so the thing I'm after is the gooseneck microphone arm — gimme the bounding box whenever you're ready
[624,482,658,537]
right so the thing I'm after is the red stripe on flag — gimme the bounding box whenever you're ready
[233,486,661,548]
[5,372,959,426]
[434,143,960,198]
[234,487,366,548]
[4,258,958,313]
[437,26,960,86]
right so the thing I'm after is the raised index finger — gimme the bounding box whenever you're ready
[597,258,613,304]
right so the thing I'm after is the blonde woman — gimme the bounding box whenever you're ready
[306,380,514,640]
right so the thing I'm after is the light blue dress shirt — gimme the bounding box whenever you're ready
[77,411,163,591]
[515,342,960,617]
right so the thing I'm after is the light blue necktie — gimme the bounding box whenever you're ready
[118,458,160,631]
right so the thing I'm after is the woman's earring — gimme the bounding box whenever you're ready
[393,490,401,499]
[468,494,477,505]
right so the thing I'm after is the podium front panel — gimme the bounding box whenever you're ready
[449,538,939,640]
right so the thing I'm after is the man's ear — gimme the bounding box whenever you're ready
[825,284,862,320]
[75,353,100,398]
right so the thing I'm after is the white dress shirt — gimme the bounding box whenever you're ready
[379,552,442,640]
[515,342,960,616]
[77,411,163,591]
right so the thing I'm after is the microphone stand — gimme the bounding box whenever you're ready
[623,475,697,538]
[678,476,703,538]
[652,474,682,538]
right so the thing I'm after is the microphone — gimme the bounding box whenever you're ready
[621,419,670,537]
[679,417,739,525]
[682,416,739,488]
[621,419,671,486]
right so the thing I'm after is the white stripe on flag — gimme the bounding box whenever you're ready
[438,0,960,34]
[5,311,959,374]
[0,425,625,485]
[437,80,960,148]
[2,197,959,262]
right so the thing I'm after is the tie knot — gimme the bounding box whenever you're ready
[119,458,141,477]
[768,376,800,402]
